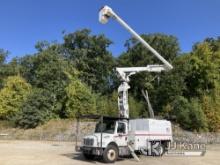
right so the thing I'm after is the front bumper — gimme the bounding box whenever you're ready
[80,146,103,156]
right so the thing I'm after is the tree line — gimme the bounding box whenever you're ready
[0,29,219,131]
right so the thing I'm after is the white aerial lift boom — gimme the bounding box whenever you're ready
[99,6,173,118]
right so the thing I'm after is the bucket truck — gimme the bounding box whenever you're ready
[79,6,173,163]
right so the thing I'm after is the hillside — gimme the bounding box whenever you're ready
[0,119,219,144]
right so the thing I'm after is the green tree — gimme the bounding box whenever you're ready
[189,98,208,132]
[0,76,31,119]
[170,96,208,131]
[0,49,8,64]
[95,92,145,118]
[0,49,9,88]
[16,89,55,128]
[0,58,22,89]
[186,42,220,96]
[119,33,179,67]
[194,37,220,52]
[157,54,191,114]
[201,93,220,132]
[171,96,192,130]
[95,91,118,117]
[20,46,73,91]
[19,46,76,117]
[65,78,96,118]
[118,33,180,115]
[129,96,146,118]
[35,40,50,52]
[63,29,116,93]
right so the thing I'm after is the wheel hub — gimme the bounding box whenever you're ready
[107,149,116,161]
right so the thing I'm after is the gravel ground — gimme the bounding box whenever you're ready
[0,140,219,165]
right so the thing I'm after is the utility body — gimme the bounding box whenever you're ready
[80,6,173,163]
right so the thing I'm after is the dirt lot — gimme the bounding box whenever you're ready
[0,140,219,165]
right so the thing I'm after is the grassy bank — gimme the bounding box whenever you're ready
[0,119,220,144]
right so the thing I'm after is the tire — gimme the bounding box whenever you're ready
[163,141,170,152]
[157,143,165,156]
[83,153,94,160]
[103,145,119,163]
[151,141,165,156]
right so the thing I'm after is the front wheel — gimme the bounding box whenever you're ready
[103,145,119,163]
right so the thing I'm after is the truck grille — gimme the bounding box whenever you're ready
[84,138,94,146]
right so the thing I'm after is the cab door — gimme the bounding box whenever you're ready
[114,122,127,146]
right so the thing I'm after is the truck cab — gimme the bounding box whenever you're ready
[80,116,130,163]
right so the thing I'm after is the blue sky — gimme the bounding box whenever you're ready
[0,0,220,61]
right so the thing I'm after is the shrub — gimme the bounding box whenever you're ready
[171,96,208,131]
[65,78,96,118]
[0,76,31,119]
[15,89,55,129]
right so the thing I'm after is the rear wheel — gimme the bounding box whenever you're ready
[151,141,165,156]
[157,143,165,156]
[103,145,119,163]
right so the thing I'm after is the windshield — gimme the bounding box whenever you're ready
[95,120,116,134]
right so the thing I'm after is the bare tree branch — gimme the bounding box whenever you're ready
[141,89,154,118]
